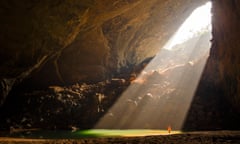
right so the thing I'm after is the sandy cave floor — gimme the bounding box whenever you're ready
[1,131,240,144]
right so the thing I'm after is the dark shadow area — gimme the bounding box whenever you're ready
[0,57,152,131]
[0,78,128,130]
[182,62,240,131]
[0,130,102,139]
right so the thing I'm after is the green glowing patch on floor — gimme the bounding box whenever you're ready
[76,129,181,137]
[2,129,182,139]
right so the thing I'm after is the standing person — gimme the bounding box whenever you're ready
[167,125,172,134]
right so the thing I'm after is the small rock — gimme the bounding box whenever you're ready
[21,117,27,123]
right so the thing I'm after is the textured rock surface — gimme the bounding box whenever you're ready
[1,0,240,131]
[200,0,240,113]
[0,0,90,104]
[0,0,208,89]
[0,0,210,104]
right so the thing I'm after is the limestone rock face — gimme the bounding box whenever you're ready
[22,0,209,86]
[204,0,240,112]
[0,0,90,104]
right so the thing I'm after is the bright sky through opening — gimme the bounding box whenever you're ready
[95,2,212,130]
[165,2,212,50]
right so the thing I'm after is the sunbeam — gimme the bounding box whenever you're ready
[95,1,212,130]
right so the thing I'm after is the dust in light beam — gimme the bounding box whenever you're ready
[95,2,212,130]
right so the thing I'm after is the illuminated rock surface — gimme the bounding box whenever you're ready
[0,0,208,103]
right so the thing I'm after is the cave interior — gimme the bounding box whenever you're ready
[0,0,240,134]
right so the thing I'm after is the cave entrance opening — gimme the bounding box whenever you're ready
[95,2,212,130]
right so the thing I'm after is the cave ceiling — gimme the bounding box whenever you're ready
[0,0,209,104]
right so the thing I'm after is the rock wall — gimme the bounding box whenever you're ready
[0,0,90,104]
[23,0,208,87]
[202,0,240,113]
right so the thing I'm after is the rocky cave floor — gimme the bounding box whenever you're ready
[0,69,239,131]
[0,79,129,131]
